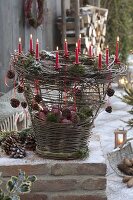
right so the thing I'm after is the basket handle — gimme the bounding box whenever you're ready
[119,137,133,149]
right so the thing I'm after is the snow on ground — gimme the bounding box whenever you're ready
[93,85,133,200]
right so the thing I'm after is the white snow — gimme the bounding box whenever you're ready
[93,85,133,200]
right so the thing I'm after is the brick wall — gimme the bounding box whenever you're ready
[0,162,107,200]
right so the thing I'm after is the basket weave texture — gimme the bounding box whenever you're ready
[11,50,126,160]
[108,140,133,177]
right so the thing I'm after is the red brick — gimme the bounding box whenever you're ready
[20,193,48,200]
[32,178,78,192]
[50,192,107,200]
[51,163,106,176]
[0,164,50,177]
[81,177,106,190]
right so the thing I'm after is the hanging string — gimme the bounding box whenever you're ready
[13,79,16,98]
[34,79,39,94]
[64,65,67,107]
[4,76,9,87]
[73,80,77,112]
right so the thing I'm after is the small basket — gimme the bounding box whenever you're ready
[107,138,133,177]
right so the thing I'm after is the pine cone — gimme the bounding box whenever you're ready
[7,70,15,79]
[21,101,27,109]
[25,134,36,151]
[34,94,42,103]
[106,88,115,97]
[17,85,24,93]
[10,144,26,158]
[105,106,112,113]
[2,134,20,155]
[32,103,39,111]
[10,98,20,108]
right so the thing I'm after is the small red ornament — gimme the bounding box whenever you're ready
[10,98,20,108]
[7,70,15,79]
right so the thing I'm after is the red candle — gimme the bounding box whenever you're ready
[55,46,59,69]
[78,34,81,54]
[75,43,79,64]
[18,37,22,54]
[98,52,102,70]
[36,38,39,60]
[64,38,68,57]
[115,36,119,63]
[106,45,109,67]
[88,42,92,57]
[30,34,33,53]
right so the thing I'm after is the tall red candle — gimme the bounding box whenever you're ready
[88,42,92,57]
[98,52,102,70]
[18,37,22,54]
[75,43,79,64]
[30,34,33,53]
[78,34,81,54]
[106,45,109,67]
[55,46,59,69]
[115,36,119,63]
[36,38,39,60]
[64,39,68,57]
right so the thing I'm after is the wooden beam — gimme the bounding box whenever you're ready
[74,0,80,41]
[61,0,66,46]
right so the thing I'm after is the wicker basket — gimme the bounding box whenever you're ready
[108,138,133,177]
[11,50,126,159]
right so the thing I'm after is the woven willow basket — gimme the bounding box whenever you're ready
[108,138,133,177]
[11,51,126,160]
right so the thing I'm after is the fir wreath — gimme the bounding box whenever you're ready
[25,0,44,28]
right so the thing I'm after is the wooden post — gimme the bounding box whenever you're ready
[74,0,80,42]
[61,0,66,47]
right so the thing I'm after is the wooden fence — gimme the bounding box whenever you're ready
[0,0,60,93]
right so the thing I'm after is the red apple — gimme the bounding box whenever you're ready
[71,112,80,124]
[52,108,62,117]
[52,105,59,109]
[38,111,46,121]
[42,107,49,114]
[69,106,76,112]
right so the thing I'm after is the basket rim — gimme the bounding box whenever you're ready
[11,51,127,83]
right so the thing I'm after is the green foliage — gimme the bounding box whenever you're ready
[18,128,34,144]
[122,84,133,128]
[101,0,133,61]
[78,107,93,121]
[68,64,85,77]
[46,113,58,123]
[122,85,133,106]
[0,171,36,200]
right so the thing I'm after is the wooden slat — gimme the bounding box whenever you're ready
[66,28,87,37]
[57,19,84,31]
